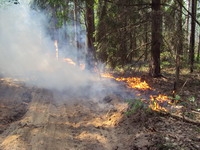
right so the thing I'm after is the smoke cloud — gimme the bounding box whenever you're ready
[0,1,93,91]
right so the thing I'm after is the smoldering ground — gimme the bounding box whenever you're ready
[0,1,94,91]
[0,1,137,102]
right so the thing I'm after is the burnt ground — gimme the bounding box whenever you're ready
[0,76,200,150]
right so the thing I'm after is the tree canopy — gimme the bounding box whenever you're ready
[2,0,200,79]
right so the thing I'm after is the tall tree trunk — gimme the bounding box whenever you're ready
[96,0,107,42]
[95,0,107,62]
[149,0,162,77]
[174,0,183,94]
[119,5,128,66]
[85,0,95,70]
[144,23,148,61]
[189,0,197,73]
[197,33,200,62]
[74,0,80,64]
[186,0,191,59]
[63,1,69,44]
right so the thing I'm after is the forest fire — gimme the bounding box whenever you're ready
[115,77,151,90]
[101,73,171,112]
[101,73,151,90]
[149,94,170,112]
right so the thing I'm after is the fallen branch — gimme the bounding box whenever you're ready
[160,111,200,126]
[172,112,200,126]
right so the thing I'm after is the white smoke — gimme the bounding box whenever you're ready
[0,1,93,90]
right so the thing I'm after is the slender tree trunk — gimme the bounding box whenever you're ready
[120,5,128,66]
[144,23,148,61]
[174,0,183,94]
[95,0,107,62]
[186,0,191,59]
[63,1,69,44]
[132,31,137,58]
[149,0,162,77]
[96,0,107,42]
[85,0,95,70]
[197,33,200,62]
[74,0,80,64]
[127,32,133,63]
[189,0,197,73]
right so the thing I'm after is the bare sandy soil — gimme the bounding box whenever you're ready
[0,77,200,150]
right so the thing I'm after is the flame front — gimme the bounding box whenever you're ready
[115,77,151,90]
[101,73,115,79]
[149,94,170,112]
[101,73,171,112]
[101,73,151,90]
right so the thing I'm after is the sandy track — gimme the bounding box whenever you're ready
[0,78,129,150]
[1,78,200,150]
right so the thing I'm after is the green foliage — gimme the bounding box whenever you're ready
[169,94,181,104]
[160,51,172,61]
[125,98,146,115]
[194,63,200,70]
[30,0,199,73]
[169,94,199,113]
[181,95,197,108]
[161,61,171,68]
[188,96,195,102]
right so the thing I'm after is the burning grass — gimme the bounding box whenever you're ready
[100,72,200,127]
[101,73,151,90]
[149,94,170,112]
[101,73,172,112]
[1,72,200,150]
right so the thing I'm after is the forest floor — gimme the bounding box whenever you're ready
[0,69,200,150]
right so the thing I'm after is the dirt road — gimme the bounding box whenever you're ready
[0,77,200,150]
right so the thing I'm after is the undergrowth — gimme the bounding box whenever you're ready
[125,98,151,115]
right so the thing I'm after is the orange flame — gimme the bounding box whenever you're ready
[101,73,115,79]
[101,73,171,112]
[149,94,170,112]
[101,73,151,90]
[115,77,151,90]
